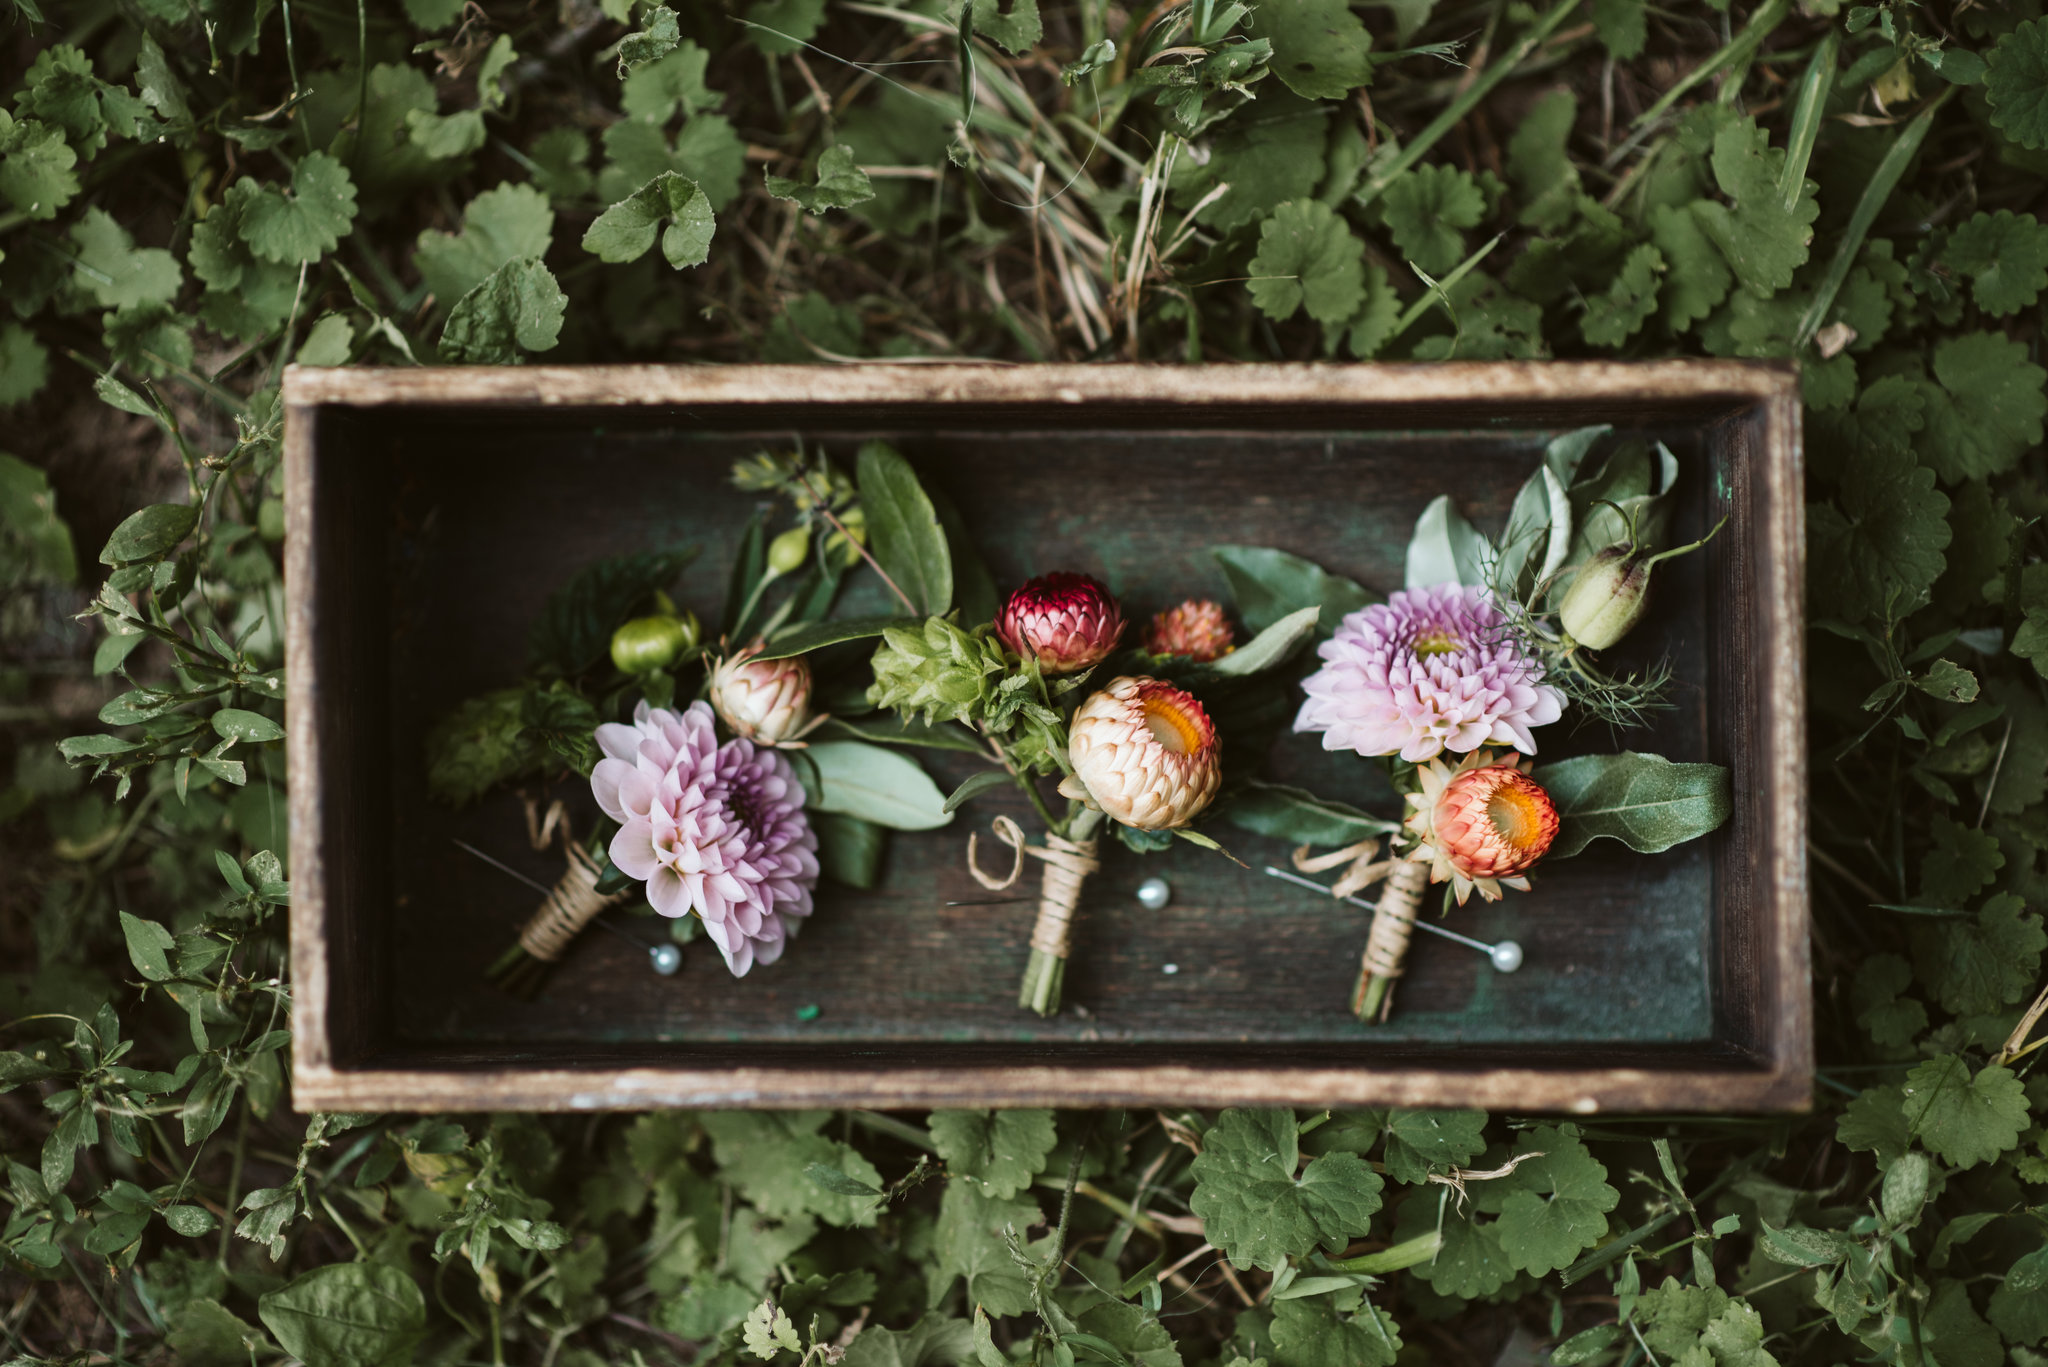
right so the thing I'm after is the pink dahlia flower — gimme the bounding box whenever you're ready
[591,700,820,976]
[1293,584,1565,762]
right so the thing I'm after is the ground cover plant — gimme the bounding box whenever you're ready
[4,0,2048,1361]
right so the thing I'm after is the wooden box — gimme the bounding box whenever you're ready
[284,362,1808,1114]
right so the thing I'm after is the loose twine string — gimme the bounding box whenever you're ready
[515,799,633,962]
[1293,837,1431,998]
[967,815,1102,960]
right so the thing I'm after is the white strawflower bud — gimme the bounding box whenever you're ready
[710,643,821,746]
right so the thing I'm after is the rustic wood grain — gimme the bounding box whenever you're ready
[285,362,1808,1114]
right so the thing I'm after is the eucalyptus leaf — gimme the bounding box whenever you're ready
[1404,496,1491,590]
[1536,751,1733,858]
[1221,780,1402,846]
[943,769,1012,813]
[1496,425,1607,594]
[1213,545,1375,634]
[760,615,917,659]
[857,441,952,616]
[1201,605,1320,677]
[803,739,953,830]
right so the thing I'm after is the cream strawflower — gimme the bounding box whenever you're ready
[1061,675,1222,830]
[709,641,822,746]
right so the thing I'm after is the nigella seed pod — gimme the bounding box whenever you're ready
[611,611,701,674]
[1557,544,1652,651]
[996,572,1126,674]
[710,642,821,746]
[1403,750,1560,904]
[1062,676,1222,830]
[1144,599,1236,662]
[767,527,810,574]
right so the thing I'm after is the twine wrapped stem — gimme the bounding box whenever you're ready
[1292,840,1432,1022]
[967,808,1105,1016]
[517,843,632,962]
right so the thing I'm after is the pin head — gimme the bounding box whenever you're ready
[1136,877,1171,911]
[650,943,683,976]
[1489,940,1524,973]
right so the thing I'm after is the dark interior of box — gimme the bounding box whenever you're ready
[301,391,1779,1080]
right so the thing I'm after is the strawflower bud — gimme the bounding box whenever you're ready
[1403,750,1559,904]
[1144,599,1236,661]
[710,642,821,746]
[1062,675,1222,830]
[768,527,810,574]
[610,611,700,674]
[996,572,1125,674]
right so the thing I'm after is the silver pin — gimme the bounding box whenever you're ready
[1136,877,1171,911]
[1262,866,1524,973]
[650,943,683,975]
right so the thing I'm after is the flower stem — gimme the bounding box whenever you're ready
[1017,806,1103,1017]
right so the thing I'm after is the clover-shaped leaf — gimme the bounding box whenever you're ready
[1190,1108,1384,1271]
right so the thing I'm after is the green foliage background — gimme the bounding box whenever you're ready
[4,0,2048,1362]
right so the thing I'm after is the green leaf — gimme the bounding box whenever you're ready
[621,41,716,122]
[857,441,952,617]
[1580,242,1663,348]
[617,3,682,73]
[1591,0,1645,59]
[842,1314,978,1367]
[1472,1124,1619,1277]
[70,206,182,308]
[239,152,358,266]
[744,0,827,54]
[760,615,916,659]
[1248,199,1366,327]
[1918,815,2004,908]
[1404,495,1489,589]
[1189,1108,1385,1271]
[804,1162,884,1196]
[100,503,198,564]
[1203,604,1319,677]
[415,182,555,305]
[1912,892,2046,1016]
[1270,1295,1401,1367]
[404,0,466,27]
[119,911,176,981]
[257,1262,426,1367]
[803,740,953,830]
[0,109,81,220]
[933,1182,1041,1315]
[1985,17,2048,150]
[439,257,566,364]
[1220,779,1400,847]
[701,1112,886,1227]
[582,171,715,269]
[1807,441,1949,622]
[1535,752,1732,858]
[942,769,1011,813]
[956,0,1042,54]
[0,322,51,408]
[1263,0,1373,100]
[1649,202,1731,331]
[1506,89,1580,231]
[211,708,283,743]
[766,144,875,214]
[1380,1109,1489,1184]
[1916,331,2048,482]
[1380,163,1486,276]
[1213,545,1374,635]
[296,314,354,366]
[1392,1188,1514,1297]
[1170,89,1328,232]
[1941,209,2048,315]
[929,1109,1056,1199]
[168,1298,271,1366]
[1690,116,1818,297]
[1901,1055,2030,1169]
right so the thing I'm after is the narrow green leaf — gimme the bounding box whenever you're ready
[856,441,952,616]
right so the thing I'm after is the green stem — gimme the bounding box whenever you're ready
[217,1104,250,1268]
[1629,0,1791,131]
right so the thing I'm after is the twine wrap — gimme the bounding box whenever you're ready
[1361,857,1430,980]
[967,816,1103,962]
[516,843,632,962]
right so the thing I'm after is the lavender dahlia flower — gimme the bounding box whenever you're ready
[591,700,820,976]
[1294,584,1565,762]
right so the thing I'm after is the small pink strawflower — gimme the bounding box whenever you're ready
[1144,599,1236,662]
[591,700,820,976]
[1294,583,1565,762]
[1405,750,1560,904]
[996,572,1125,673]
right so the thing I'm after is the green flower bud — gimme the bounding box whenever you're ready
[610,611,700,674]
[767,526,810,574]
[1557,545,1651,651]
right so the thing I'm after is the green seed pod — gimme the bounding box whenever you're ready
[610,611,700,674]
[767,527,810,574]
[1558,544,1655,651]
